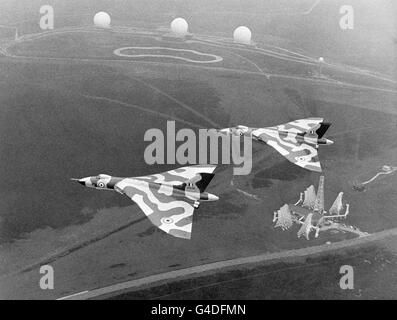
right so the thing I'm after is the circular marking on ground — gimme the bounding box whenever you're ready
[113,46,223,64]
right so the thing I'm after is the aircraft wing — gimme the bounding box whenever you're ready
[134,165,217,186]
[116,177,196,239]
[251,127,322,172]
[274,118,324,134]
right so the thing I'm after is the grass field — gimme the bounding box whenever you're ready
[113,235,397,300]
[0,0,396,299]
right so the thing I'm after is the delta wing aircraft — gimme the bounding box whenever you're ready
[219,118,333,172]
[72,165,218,239]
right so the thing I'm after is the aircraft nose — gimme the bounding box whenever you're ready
[208,194,219,201]
[78,179,86,186]
[326,139,334,145]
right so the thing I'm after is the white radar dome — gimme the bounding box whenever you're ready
[94,12,111,29]
[233,26,252,45]
[171,18,189,36]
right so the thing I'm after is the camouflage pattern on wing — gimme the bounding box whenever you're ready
[116,178,195,239]
[274,118,324,134]
[74,165,219,240]
[252,118,324,172]
[134,165,217,186]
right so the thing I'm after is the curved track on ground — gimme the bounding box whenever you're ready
[1,27,396,86]
[113,46,223,64]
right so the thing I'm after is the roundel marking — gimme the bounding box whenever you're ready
[161,217,174,224]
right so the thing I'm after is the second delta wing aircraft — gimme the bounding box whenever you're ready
[219,118,333,172]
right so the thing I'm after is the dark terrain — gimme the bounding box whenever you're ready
[0,0,396,299]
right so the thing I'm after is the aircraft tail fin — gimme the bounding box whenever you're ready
[179,173,215,193]
[315,122,331,139]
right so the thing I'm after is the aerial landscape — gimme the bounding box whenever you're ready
[0,0,396,300]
